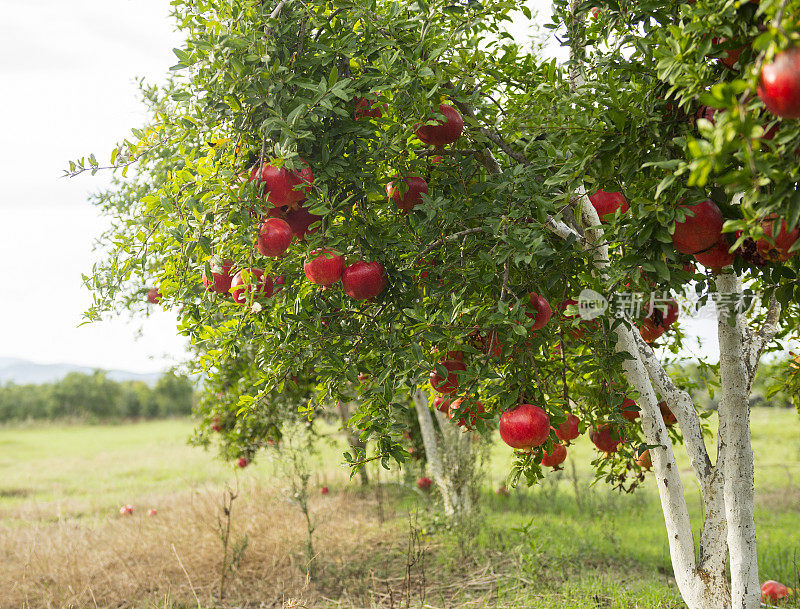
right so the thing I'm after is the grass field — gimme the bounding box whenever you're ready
[0,408,798,608]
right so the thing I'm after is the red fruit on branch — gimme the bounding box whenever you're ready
[659,401,677,426]
[285,204,321,240]
[636,448,652,469]
[645,298,679,330]
[526,292,552,330]
[710,37,743,70]
[342,261,386,300]
[415,104,463,147]
[589,423,622,453]
[146,287,162,304]
[321,486,329,495]
[230,268,273,305]
[756,218,800,262]
[694,235,736,272]
[499,404,551,449]
[249,159,314,206]
[758,47,800,118]
[430,359,467,394]
[354,96,385,119]
[540,443,567,467]
[640,317,665,343]
[433,395,451,414]
[448,398,485,429]
[386,176,429,213]
[672,199,724,255]
[304,249,345,287]
[202,259,234,294]
[417,476,433,491]
[236,457,249,468]
[554,413,581,442]
[760,580,790,603]
[620,397,640,421]
[588,189,629,221]
[257,218,293,257]
[211,417,223,432]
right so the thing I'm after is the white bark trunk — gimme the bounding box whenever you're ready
[716,274,761,609]
[412,389,475,517]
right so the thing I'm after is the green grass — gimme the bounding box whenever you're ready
[0,408,798,608]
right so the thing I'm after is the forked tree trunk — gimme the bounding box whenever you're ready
[412,389,478,517]
[572,194,774,609]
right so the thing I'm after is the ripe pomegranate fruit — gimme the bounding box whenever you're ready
[554,413,581,442]
[758,47,800,118]
[258,218,293,257]
[430,359,467,394]
[499,404,551,449]
[659,401,677,426]
[342,261,386,300]
[640,317,665,343]
[304,249,345,287]
[448,398,485,429]
[387,176,429,212]
[694,235,736,271]
[433,395,451,414]
[250,160,313,206]
[620,397,640,421]
[202,259,234,294]
[541,443,567,467]
[236,457,249,468]
[672,199,723,255]
[526,292,552,330]
[354,96,385,119]
[230,268,273,305]
[636,448,652,469]
[589,423,622,453]
[417,476,433,491]
[756,217,800,262]
[760,580,790,603]
[415,104,463,147]
[588,189,629,221]
[285,204,321,240]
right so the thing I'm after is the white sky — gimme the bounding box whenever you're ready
[0,0,722,374]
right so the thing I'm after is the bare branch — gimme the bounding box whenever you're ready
[416,227,487,260]
[747,294,781,374]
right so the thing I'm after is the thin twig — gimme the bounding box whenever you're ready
[416,227,487,260]
[171,544,201,609]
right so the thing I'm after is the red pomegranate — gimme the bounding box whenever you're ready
[285,204,321,240]
[554,413,581,442]
[417,476,433,491]
[541,443,567,467]
[694,235,736,271]
[758,47,800,119]
[258,218,293,257]
[589,423,622,453]
[304,249,345,287]
[387,176,429,213]
[498,404,551,449]
[672,199,724,255]
[636,448,652,469]
[430,359,467,394]
[620,397,640,421]
[202,259,234,294]
[354,96,385,119]
[526,292,552,330]
[415,104,463,147]
[760,580,790,603]
[640,317,665,343]
[230,268,273,305]
[588,189,629,221]
[433,395,451,414]
[448,398,485,429]
[146,287,162,304]
[756,217,800,262]
[659,401,677,426]
[341,261,386,300]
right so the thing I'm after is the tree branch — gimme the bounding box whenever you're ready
[416,227,488,261]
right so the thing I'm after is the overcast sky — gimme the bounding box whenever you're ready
[0,0,725,374]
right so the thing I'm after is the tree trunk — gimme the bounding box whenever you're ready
[412,389,478,516]
[716,274,761,609]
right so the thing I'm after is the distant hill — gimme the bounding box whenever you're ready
[0,358,162,386]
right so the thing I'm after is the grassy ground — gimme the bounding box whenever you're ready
[0,408,798,608]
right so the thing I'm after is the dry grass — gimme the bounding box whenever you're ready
[0,483,427,609]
